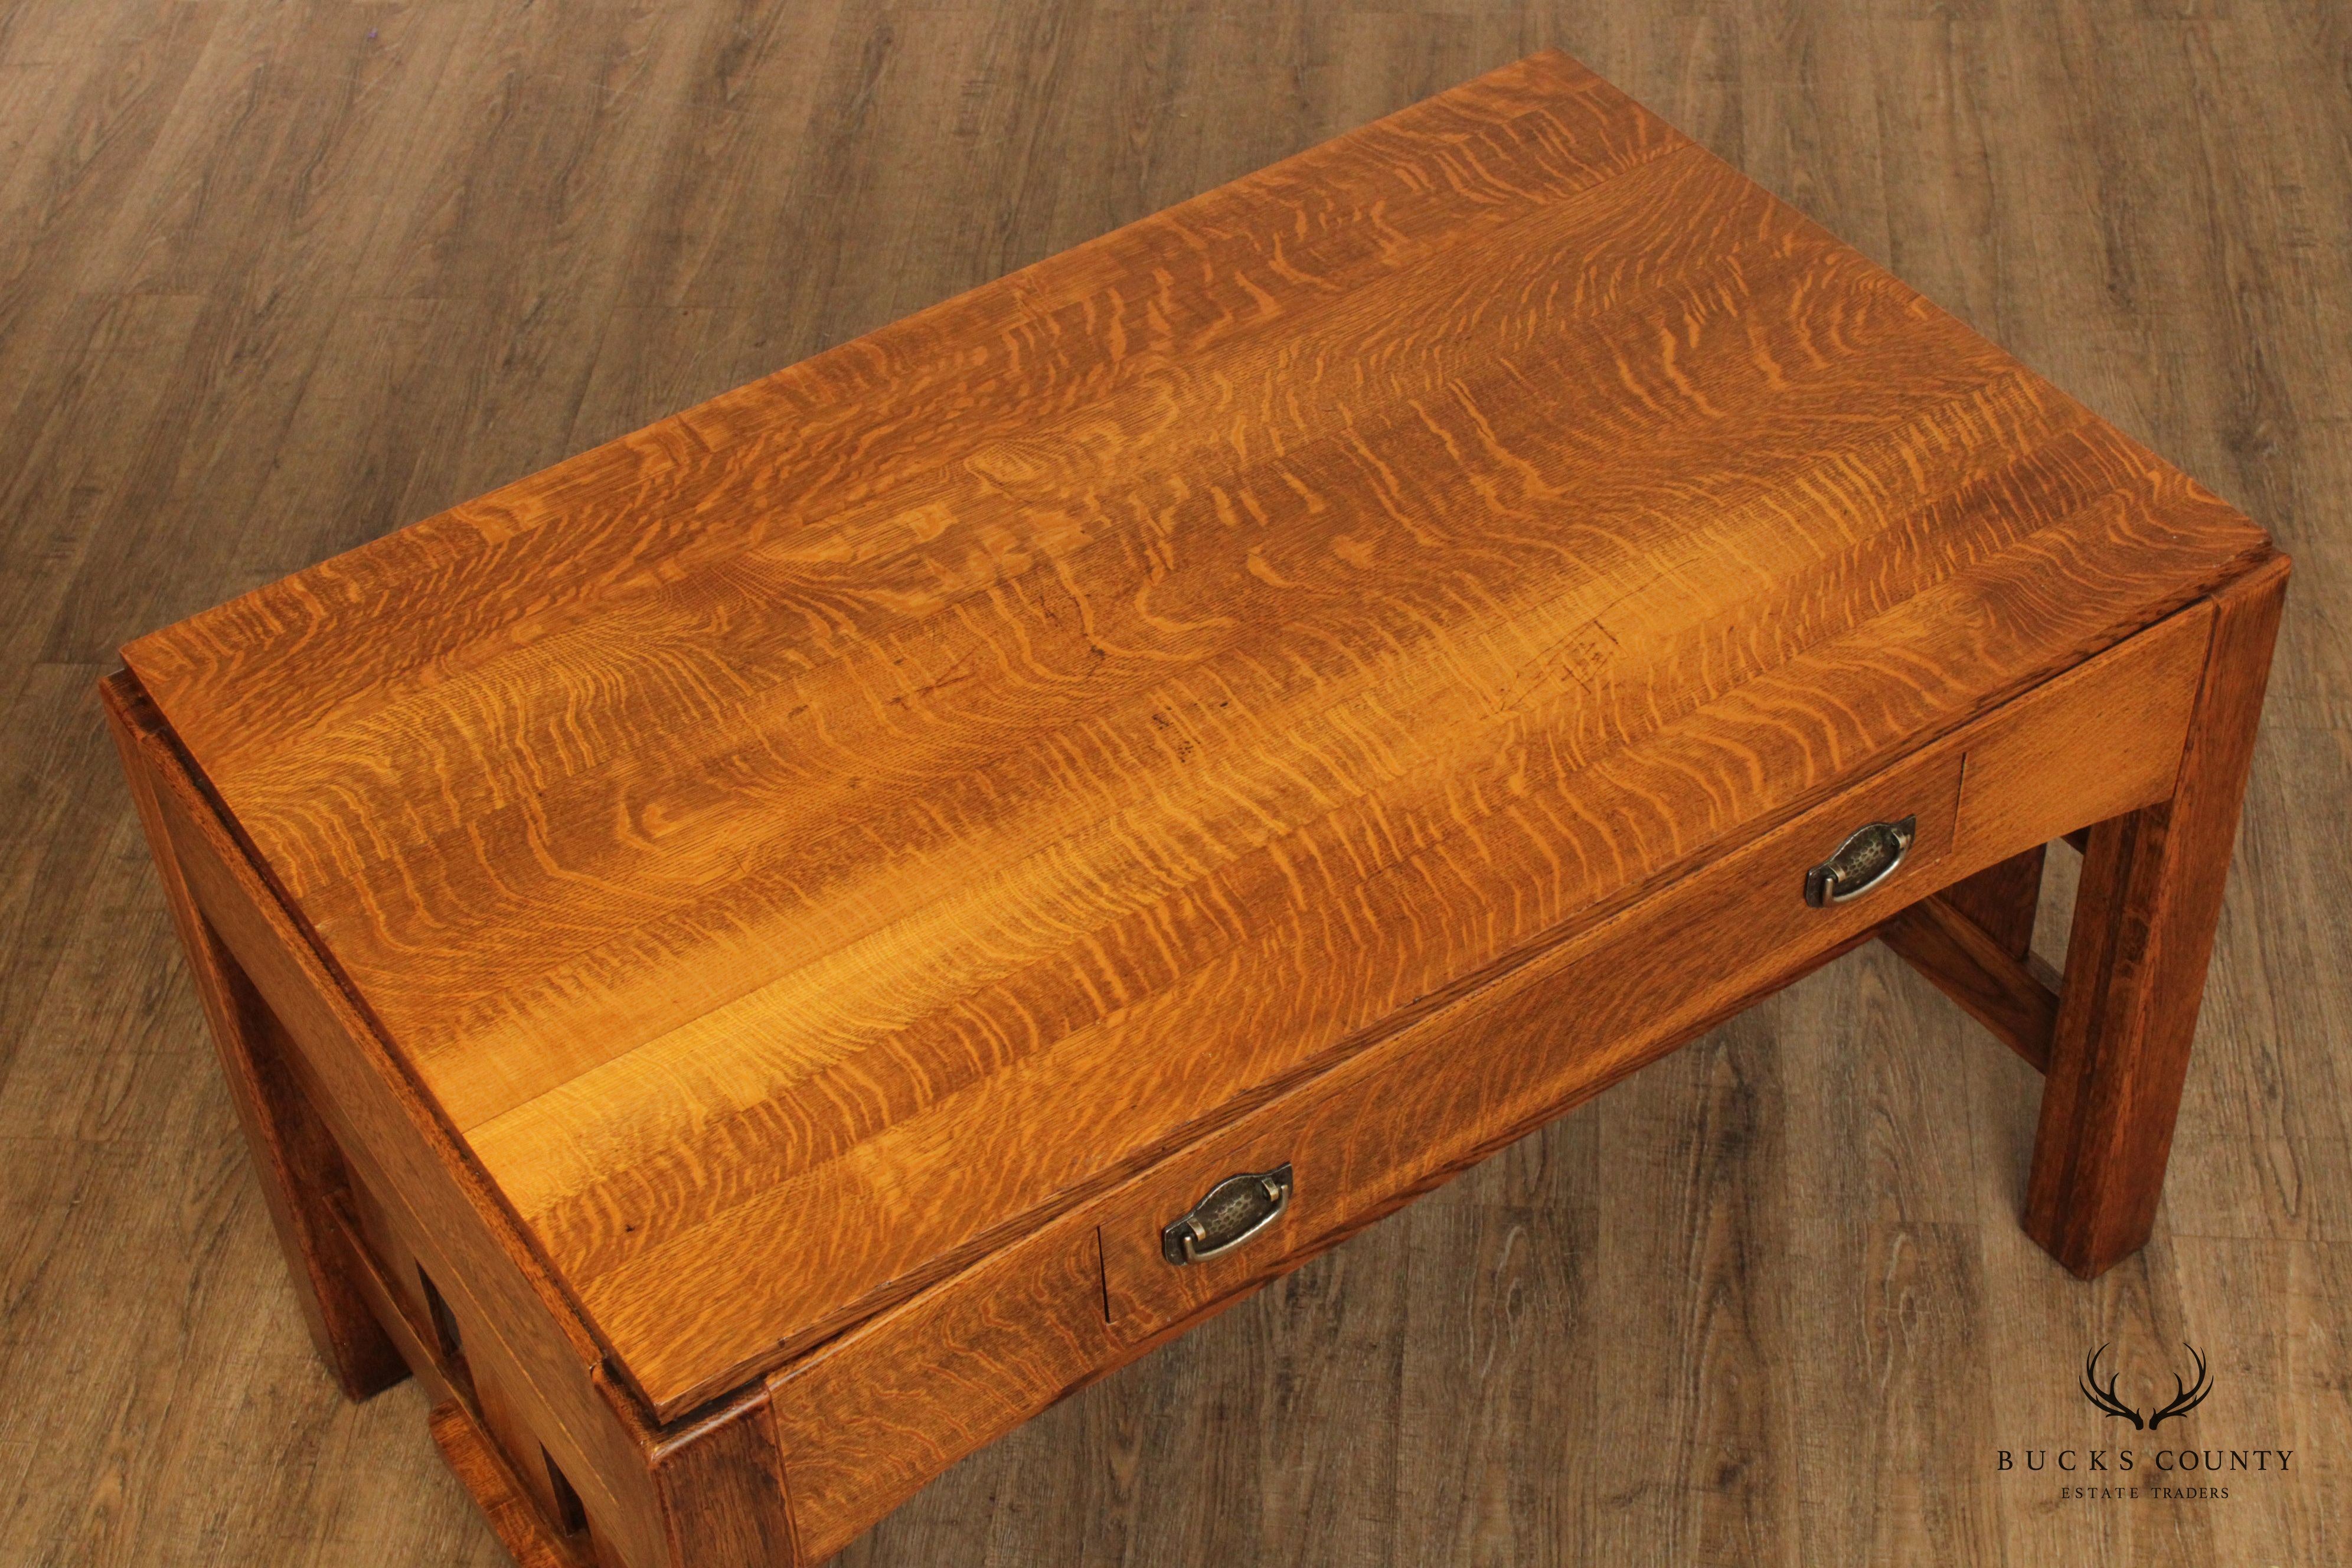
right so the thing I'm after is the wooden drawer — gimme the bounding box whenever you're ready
[1097,741,1966,1340]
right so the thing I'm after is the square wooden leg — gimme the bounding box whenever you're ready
[2023,557,2289,1279]
[104,675,408,1400]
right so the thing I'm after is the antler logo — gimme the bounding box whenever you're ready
[2079,1342,2214,1430]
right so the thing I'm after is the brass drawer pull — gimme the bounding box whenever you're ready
[1161,1163,1293,1265]
[1805,815,1916,907]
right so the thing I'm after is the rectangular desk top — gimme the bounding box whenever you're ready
[121,51,2275,1419]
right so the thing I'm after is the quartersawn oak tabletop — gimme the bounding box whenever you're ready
[120,50,2275,1420]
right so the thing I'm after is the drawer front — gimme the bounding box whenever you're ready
[1097,739,1966,1338]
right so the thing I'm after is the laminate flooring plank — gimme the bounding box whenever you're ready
[0,665,171,1108]
[1388,1139,1598,1568]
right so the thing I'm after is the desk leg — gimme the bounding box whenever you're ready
[2023,556,2289,1279]
[104,676,408,1400]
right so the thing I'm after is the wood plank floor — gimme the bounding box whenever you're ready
[1,3,2344,1564]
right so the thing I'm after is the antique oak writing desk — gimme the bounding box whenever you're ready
[104,51,2285,1567]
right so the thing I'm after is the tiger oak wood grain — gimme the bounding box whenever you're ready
[764,590,2227,1560]
[112,49,2276,1427]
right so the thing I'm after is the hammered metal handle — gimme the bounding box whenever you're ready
[1804,815,1916,907]
[1161,1164,1293,1265]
